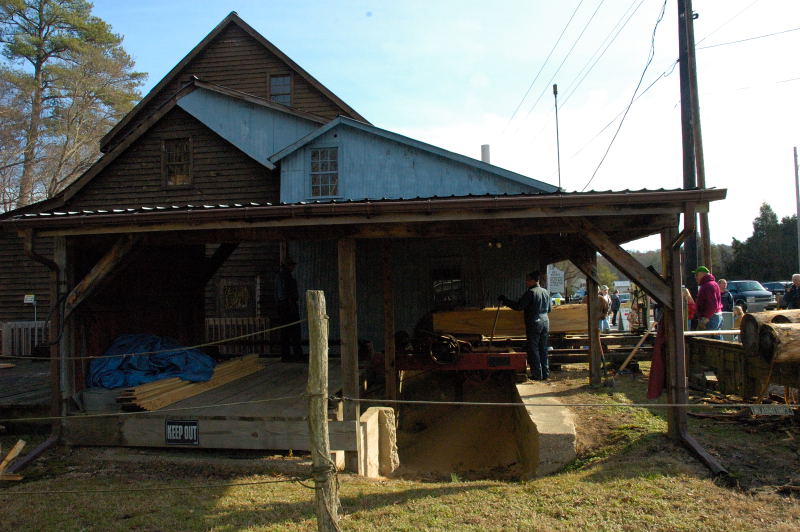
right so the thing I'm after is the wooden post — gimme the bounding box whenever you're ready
[306,290,342,532]
[662,228,688,440]
[586,253,602,386]
[381,241,397,401]
[337,238,360,472]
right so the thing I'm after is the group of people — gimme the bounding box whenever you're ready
[581,285,623,332]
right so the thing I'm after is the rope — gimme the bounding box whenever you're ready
[0,393,306,424]
[0,476,312,496]
[0,319,306,361]
[340,396,785,410]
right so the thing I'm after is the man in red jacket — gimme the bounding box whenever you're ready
[693,266,723,338]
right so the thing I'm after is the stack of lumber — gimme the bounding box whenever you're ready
[117,354,264,411]
[740,310,800,360]
[432,304,588,337]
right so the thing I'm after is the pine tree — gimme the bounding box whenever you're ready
[0,0,145,207]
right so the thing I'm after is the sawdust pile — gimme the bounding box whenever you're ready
[395,372,529,480]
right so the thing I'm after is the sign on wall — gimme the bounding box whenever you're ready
[547,265,565,293]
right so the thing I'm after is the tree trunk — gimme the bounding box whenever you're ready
[758,322,800,363]
[740,310,800,357]
[18,63,44,207]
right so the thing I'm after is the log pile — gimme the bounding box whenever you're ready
[117,354,264,411]
[432,304,588,337]
[739,310,800,362]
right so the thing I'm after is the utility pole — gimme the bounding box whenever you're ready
[678,0,699,294]
[553,83,562,190]
[794,147,800,272]
[685,5,712,269]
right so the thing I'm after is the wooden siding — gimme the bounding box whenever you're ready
[65,108,278,210]
[280,126,544,204]
[177,88,320,165]
[289,236,542,350]
[205,241,281,319]
[0,233,52,323]
[106,24,346,152]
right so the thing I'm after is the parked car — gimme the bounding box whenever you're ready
[726,280,776,312]
[618,293,631,304]
[568,289,586,303]
[550,292,564,306]
[762,281,791,307]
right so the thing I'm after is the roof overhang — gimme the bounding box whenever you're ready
[2,189,726,245]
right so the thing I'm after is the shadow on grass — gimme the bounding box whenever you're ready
[202,482,498,529]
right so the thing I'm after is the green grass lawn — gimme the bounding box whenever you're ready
[1,363,799,531]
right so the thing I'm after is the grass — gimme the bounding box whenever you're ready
[1,363,799,531]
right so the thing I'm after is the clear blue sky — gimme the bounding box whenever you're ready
[90,0,800,250]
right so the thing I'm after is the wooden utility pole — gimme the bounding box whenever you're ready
[794,147,800,272]
[306,290,342,532]
[678,0,699,292]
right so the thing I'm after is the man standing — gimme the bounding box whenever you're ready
[500,271,552,381]
[275,257,304,362]
[782,274,800,309]
[718,279,734,312]
[693,266,723,337]
[610,289,621,327]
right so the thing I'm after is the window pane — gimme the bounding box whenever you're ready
[164,138,191,186]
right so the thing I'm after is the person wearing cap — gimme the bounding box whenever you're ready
[599,285,612,332]
[693,266,723,338]
[499,271,552,381]
[275,257,304,362]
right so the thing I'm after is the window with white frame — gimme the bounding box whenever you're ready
[310,147,338,197]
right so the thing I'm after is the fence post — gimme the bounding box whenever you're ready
[306,290,341,532]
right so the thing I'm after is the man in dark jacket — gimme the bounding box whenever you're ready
[499,271,552,380]
[610,290,621,326]
[693,266,722,337]
[718,279,734,312]
[782,274,800,309]
[275,257,304,362]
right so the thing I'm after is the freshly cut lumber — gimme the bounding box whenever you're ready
[432,304,588,336]
[758,323,800,363]
[0,440,25,475]
[740,310,800,357]
[117,355,264,411]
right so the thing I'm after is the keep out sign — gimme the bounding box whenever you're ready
[165,419,199,445]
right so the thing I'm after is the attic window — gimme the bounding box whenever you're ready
[162,137,192,187]
[270,75,292,106]
[310,148,339,197]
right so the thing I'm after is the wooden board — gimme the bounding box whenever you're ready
[432,304,588,336]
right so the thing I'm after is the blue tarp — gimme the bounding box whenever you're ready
[87,334,217,389]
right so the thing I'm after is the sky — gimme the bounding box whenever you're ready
[89,0,800,251]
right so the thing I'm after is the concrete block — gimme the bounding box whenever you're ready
[377,407,399,476]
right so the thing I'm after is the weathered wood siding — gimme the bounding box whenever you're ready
[289,236,542,350]
[65,108,278,210]
[0,233,52,323]
[205,242,281,319]
[106,23,347,151]
[280,126,543,204]
[177,88,320,164]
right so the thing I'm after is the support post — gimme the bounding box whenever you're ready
[381,241,397,401]
[337,238,360,472]
[306,290,342,532]
[662,228,687,439]
[586,254,602,386]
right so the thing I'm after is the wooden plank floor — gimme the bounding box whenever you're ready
[163,358,343,420]
[0,359,49,407]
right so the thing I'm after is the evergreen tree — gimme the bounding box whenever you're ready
[0,0,145,207]
[726,203,797,280]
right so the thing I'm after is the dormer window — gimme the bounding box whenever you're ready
[269,74,292,106]
[310,148,338,197]
[162,137,192,187]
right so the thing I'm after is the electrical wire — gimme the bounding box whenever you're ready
[581,0,668,192]
[560,0,646,109]
[521,0,607,125]
[698,26,800,50]
[694,0,762,45]
[501,0,586,136]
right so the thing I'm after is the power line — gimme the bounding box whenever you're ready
[501,0,586,136]
[695,0,762,45]
[698,26,800,50]
[581,0,669,192]
[521,0,607,125]
[560,0,646,109]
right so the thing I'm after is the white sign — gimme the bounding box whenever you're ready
[614,280,631,293]
[23,294,36,304]
[547,265,565,293]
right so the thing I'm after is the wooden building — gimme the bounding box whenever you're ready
[0,12,727,474]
